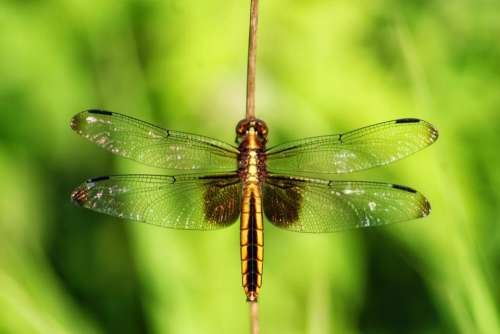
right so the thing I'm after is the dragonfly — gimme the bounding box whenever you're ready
[70,110,438,302]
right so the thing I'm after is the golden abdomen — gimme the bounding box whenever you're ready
[240,183,264,301]
[237,131,266,302]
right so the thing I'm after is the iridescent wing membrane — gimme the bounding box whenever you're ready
[263,176,430,232]
[71,110,241,229]
[71,111,438,232]
[266,118,438,175]
[264,118,438,232]
[72,174,241,230]
[71,110,239,172]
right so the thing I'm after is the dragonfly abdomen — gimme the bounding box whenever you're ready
[240,185,264,302]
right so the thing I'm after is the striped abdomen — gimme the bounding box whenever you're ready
[240,183,264,301]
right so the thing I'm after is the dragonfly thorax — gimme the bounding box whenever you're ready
[237,122,267,184]
[235,118,268,146]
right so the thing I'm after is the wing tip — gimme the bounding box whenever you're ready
[71,177,107,206]
[70,110,113,131]
[70,113,82,131]
[410,196,432,220]
[429,124,439,143]
[394,118,439,144]
[71,187,89,206]
[421,120,439,143]
[392,184,432,217]
[421,196,432,217]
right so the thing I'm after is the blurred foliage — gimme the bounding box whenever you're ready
[1,0,499,333]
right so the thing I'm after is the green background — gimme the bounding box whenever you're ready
[1,0,499,333]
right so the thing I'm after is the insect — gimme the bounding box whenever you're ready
[71,110,438,302]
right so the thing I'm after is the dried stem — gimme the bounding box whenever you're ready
[246,0,259,120]
[249,301,260,334]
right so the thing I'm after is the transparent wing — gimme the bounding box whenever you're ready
[266,119,438,176]
[71,174,241,230]
[71,110,239,172]
[263,175,430,233]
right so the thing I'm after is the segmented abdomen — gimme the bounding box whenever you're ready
[240,185,264,302]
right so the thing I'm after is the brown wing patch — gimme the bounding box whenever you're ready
[263,177,304,227]
[204,179,241,225]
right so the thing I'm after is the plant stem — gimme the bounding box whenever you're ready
[246,0,259,120]
[246,1,260,332]
[249,301,259,334]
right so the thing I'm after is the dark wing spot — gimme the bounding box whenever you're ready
[392,184,417,193]
[263,181,303,226]
[87,109,113,116]
[89,176,110,182]
[395,118,420,124]
[203,180,240,225]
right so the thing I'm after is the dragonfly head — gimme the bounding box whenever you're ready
[235,118,268,145]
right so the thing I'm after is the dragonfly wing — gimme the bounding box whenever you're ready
[71,174,241,230]
[71,110,239,172]
[266,119,438,176]
[263,175,430,233]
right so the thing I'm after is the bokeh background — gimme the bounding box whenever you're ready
[1,0,499,333]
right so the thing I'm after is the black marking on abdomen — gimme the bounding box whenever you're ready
[87,109,113,116]
[245,197,259,292]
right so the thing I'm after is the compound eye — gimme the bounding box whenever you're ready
[235,119,249,135]
[255,121,268,135]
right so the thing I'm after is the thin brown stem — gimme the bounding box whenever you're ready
[246,0,259,120]
[249,301,259,334]
[246,1,260,332]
